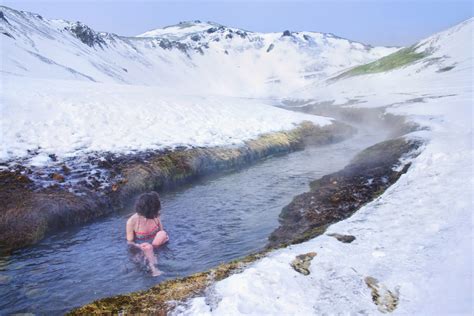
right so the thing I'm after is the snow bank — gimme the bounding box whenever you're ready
[179,19,473,315]
[0,75,331,166]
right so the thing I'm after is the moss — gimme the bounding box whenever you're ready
[335,45,429,79]
[289,225,329,245]
[116,121,352,201]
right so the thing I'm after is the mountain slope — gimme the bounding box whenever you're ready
[0,6,396,97]
[330,17,472,80]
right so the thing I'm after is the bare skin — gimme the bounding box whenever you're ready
[126,214,169,276]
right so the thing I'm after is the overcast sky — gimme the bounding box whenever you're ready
[2,0,472,46]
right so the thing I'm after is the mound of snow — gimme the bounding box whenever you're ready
[0,75,331,165]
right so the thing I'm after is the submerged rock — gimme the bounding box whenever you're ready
[0,274,11,284]
[327,233,356,243]
[290,252,317,275]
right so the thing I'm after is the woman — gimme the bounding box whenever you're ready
[126,191,169,276]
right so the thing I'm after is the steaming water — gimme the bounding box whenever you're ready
[0,125,388,315]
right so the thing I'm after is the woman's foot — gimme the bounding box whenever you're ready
[150,267,163,277]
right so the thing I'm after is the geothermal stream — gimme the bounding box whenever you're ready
[0,117,390,315]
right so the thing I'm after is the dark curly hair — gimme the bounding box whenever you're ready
[134,191,161,219]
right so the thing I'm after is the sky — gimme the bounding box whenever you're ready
[2,0,472,46]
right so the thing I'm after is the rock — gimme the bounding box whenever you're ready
[51,173,65,182]
[327,233,356,243]
[282,30,292,37]
[235,30,247,38]
[195,47,204,55]
[290,252,317,275]
[2,31,15,39]
[61,164,71,175]
[67,22,106,48]
[190,34,200,42]
[266,43,275,53]
[159,39,172,49]
[365,276,400,313]
[0,11,10,24]
[24,287,41,298]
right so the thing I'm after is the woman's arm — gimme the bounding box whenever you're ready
[126,217,138,246]
[158,217,164,231]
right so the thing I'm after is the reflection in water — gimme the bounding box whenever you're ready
[0,125,387,315]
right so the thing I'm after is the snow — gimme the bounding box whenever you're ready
[137,21,224,39]
[178,18,473,315]
[0,4,472,314]
[0,6,397,98]
[0,75,331,165]
[0,4,391,165]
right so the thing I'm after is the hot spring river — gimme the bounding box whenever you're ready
[0,124,388,314]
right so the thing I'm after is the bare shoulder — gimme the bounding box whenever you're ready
[127,214,138,226]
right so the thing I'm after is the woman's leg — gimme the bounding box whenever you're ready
[139,242,160,275]
[152,230,169,248]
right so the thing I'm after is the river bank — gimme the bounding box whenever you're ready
[0,120,353,251]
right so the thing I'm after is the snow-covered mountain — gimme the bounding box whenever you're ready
[0,6,396,97]
[294,17,473,102]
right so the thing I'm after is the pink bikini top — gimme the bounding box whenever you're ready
[135,218,161,241]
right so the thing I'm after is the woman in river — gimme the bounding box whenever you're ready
[126,191,169,276]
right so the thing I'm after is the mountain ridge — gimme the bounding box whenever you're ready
[0,5,397,97]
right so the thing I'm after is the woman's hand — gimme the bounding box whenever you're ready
[139,242,154,251]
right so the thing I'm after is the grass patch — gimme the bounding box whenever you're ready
[335,45,429,79]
